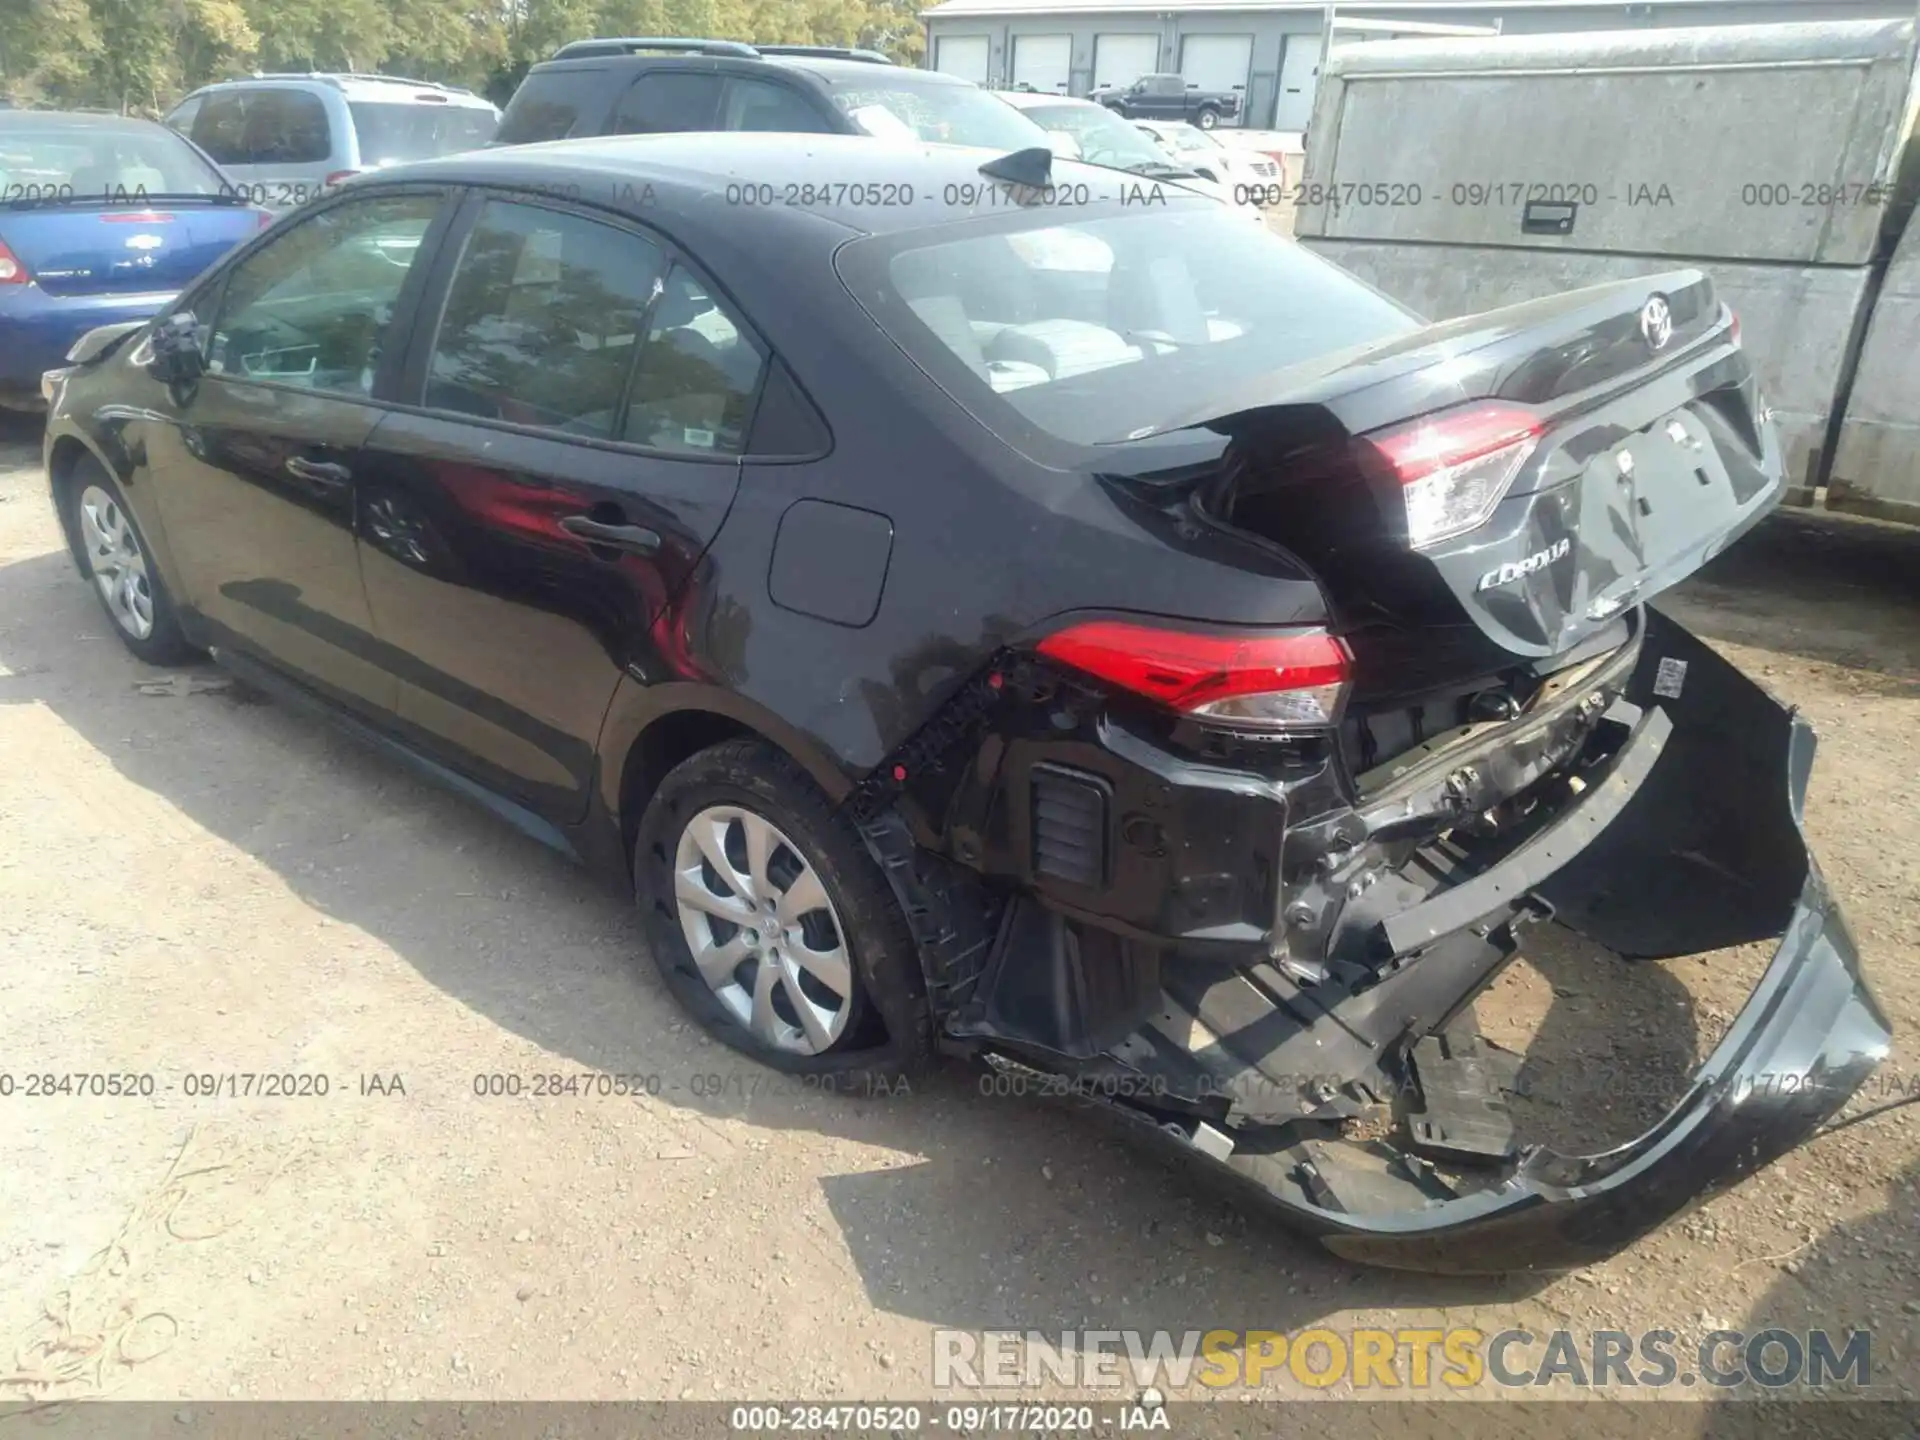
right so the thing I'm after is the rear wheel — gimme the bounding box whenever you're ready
[634,740,931,1083]
[66,461,196,666]
[1196,105,1220,131]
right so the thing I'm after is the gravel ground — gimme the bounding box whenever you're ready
[1,412,1916,1421]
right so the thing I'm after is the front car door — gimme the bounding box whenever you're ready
[353,192,767,823]
[144,188,450,715]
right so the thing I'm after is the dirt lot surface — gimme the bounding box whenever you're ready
[2,412,1917,1421]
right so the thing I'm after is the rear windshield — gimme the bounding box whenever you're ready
[497,68,609,143]
[843,204,1418,449]
[190,88,332,166]
[0,121,226,201]
[348,101,498,164]
[831,82,1045,149]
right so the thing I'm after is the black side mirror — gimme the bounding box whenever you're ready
[149,311,207,389]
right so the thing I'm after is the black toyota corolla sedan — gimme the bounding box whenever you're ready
[41,134,1889,1273]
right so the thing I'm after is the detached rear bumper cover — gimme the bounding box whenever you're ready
[1310,862,1885,1272]
[1093,612,1891,1273]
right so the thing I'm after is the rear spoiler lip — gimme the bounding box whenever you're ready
[1141,268,1729,447]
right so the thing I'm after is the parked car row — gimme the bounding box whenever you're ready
[5,41,1296,408]
[34,34,1890,1274]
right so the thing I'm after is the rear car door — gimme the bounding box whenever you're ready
[354,193,765,823]
[143,188,451,715]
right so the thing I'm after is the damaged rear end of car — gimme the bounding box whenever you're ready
[850,252,1891,1273]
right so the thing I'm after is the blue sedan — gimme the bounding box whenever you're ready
[0,110,270,409]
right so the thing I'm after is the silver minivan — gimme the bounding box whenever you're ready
[165,73,500,211]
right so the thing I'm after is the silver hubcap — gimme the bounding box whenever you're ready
[672,805,854,1056]
[77,484,155,640]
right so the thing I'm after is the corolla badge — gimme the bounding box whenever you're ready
[1477,536,1572,592]
[1640,294,1673,351]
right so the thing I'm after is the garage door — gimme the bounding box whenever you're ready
[1010,34,1072,95]
[1093,34,1159,91]
[933,35,990,84]
[1180,33,1253,114]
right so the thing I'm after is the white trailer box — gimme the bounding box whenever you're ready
[1295,19,1920,522]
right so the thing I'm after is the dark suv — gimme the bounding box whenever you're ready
[496,37,1049,149]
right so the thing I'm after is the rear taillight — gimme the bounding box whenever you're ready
[0,236,28,285]
[1037,620,1351,730]
[1728,307,1741,345]
[255,209,276,229]
[1360,401,1543,550]
[324,170,360,186]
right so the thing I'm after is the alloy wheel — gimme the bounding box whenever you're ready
[77,484,155,640]
[671,804,855,1055]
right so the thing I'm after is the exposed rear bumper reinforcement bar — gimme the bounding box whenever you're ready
[979,611,1891,1273]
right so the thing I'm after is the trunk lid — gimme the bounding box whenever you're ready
[0,201,263,297]
[1193,269,1785,663]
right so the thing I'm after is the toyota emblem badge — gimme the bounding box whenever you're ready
[1640,295,1673,351]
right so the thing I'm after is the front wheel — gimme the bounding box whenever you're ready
[65,460,197,666]
[634,740,931,1083]
[1195,105,1220,131]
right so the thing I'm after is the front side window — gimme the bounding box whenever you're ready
[207,193,440,394]
[610,73,724,135]
[190,88,332,166]
[425,199,668,438]
[624,266,765,455]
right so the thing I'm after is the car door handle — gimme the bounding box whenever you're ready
[285,455,352,489]
[559,515,662,556]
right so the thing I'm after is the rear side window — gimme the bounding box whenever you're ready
[623,265,766,454]
[496,68,607,144]
[348,102,498,165]
[721,78,833,134]
[164,95,203,136]
[425,199,668,438]
[610,73,723,135]
[190,88,332,166]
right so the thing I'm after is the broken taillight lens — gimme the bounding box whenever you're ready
[1362,401,1543,550]
[1037,620,1351,729]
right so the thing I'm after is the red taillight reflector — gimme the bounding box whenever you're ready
[1368,403,1541,482]
[1038,620,1351,728]
[99,211,175,223]
[324,170,360,186]
[1728,308,1741,345]
[1361,401,1544,550]
[255,209,276,229]
[0,237,28,285]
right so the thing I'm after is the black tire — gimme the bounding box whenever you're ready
[634,739,932,1087]
[60,457,198,667]
[1195,105,1220,131]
